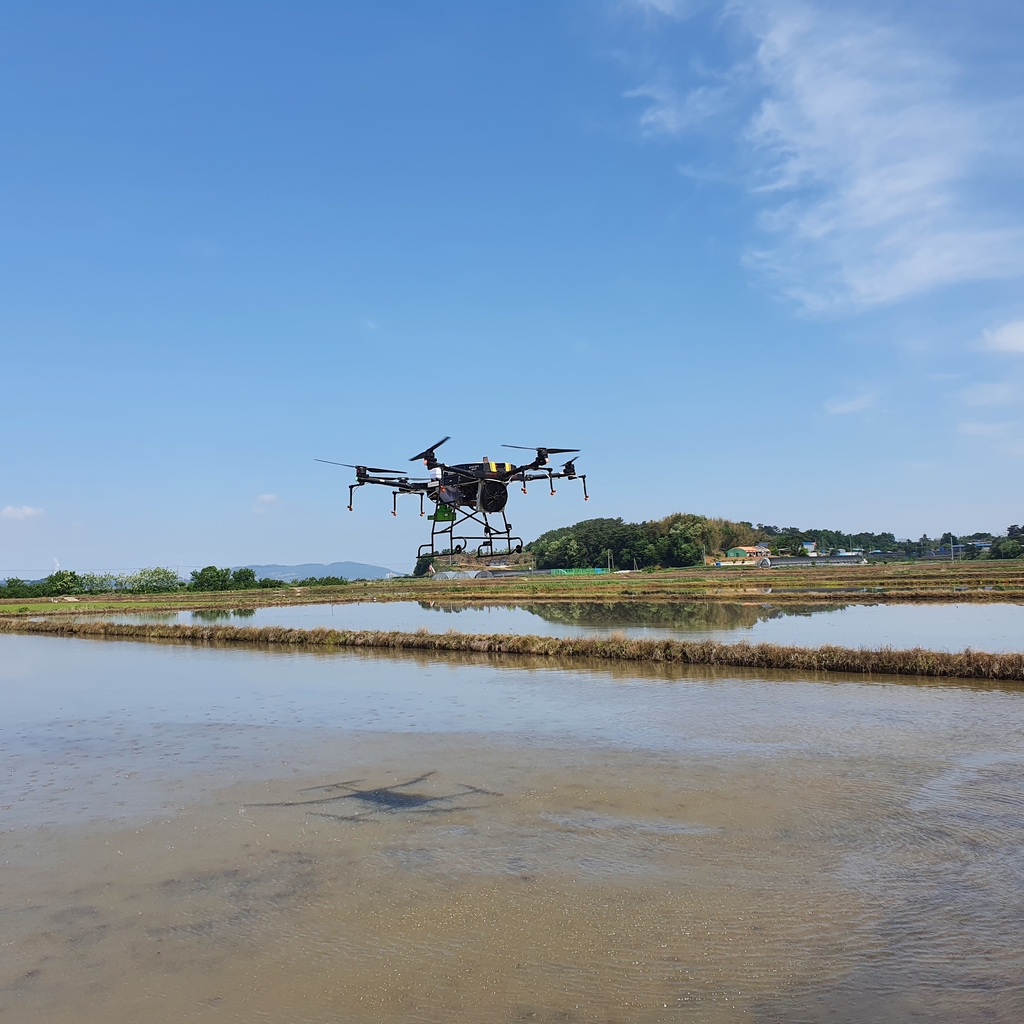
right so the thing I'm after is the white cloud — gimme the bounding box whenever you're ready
[627,0,694,19]
[982,320,1024,354]
[824,391,875,414]
[743,3,1024,311]
[628,1,1024,312]
[961,382,1016,408]
[626,84,728,135]
[253,493,278,517]
[959,421,1010,438]
[1,505,44,520]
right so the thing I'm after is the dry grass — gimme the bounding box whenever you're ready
[3,617,1022,681]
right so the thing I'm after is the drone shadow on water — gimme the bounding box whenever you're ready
[251,771,500,823]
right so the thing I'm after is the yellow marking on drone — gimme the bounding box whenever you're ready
[489,462,512,473]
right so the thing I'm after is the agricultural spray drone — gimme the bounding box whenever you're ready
[317,437,588,559]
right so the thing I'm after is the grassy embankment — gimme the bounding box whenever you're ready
[1,560,1022,619]
[3,616,1023,682]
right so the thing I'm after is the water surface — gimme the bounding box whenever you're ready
[85,598,1024,651]
[2,634,1022,1022]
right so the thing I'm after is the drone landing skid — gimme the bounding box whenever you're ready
[418,506,524,560]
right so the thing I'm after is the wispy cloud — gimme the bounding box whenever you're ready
[959,421,1010,438]
[743,3,1024,311]
[627,0,695,20]
[627,84,728,135]
[824,391,875,415]
[1,505,44,520]
[253,493,278,516]
[626,1,1024,312]
[982,320,1024,354]
[961,382,1017,408]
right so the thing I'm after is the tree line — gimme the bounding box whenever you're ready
[526,515,1024,569]
[1,567,183,598]
[0,566,352,598]
[527,514,758,570]
[759,525,1021,559]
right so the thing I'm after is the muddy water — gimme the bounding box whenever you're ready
[83,599,1024,652]
[2,635,1023,1022]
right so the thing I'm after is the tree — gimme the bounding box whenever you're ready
[122,567,181,593]
[529,518,651,570]
[414,554,438,577]
[989,538,1022,560]
[79,573,117,593]
[529,515,713,570]
[2,577,31,598]
[44,570,83,595]
[189,566,233,591]
[231,567,258,589]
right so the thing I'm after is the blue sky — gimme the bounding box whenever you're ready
[2,0,1022,575]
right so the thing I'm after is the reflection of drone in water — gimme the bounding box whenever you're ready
[317,436,588,559]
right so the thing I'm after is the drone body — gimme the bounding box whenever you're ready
[317,437,588,559]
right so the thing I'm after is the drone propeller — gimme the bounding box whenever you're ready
[315,460,408,474]
[410,436,451,462]
[502,445,580,456]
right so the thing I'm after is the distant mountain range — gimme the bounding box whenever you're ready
[242,561,400,582]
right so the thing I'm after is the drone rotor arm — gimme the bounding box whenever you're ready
[410,436,451,464]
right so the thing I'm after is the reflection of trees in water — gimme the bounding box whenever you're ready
[191,608,256,623]
[415,600,851,632]
[523,602,850,631]
[110,612,181,624]
[524,602,772,631]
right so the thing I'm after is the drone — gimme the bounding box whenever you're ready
[317,437,588,559]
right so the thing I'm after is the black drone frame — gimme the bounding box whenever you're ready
[316,438,588,560]
[422,502,521,560]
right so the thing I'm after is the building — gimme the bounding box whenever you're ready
[725,545,771,559]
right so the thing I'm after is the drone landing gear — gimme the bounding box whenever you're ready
[417,505,524,560]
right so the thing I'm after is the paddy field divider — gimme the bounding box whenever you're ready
[2,617,1023,681]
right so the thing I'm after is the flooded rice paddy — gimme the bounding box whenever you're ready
[2,633,1023,1022]
[89,598,1024,652]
